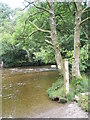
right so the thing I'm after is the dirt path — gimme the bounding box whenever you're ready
[34,102,88,118]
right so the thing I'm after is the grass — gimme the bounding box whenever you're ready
[47,74,89,111]
[47,77,75,102]
[78,94,88,112]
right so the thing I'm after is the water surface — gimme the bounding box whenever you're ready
[2,66,60,118]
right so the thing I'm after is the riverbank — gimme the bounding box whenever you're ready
[47,74,89,112]
[34,102,88,118]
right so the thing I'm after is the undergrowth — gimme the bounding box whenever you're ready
[47,74,89,111]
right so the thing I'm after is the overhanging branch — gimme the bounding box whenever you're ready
[27,30,38,37]
[45,36,52,39]
[22,0,35,10]
[29,20,51,33]
[82,6,90,13]
[25,10,45,23]
[33,3,50,14]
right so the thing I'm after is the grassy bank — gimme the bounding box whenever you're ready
[47,74,89,112]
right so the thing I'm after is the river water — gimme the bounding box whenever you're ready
[2,66,61,118]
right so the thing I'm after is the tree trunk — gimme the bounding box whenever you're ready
[48,1,63,74]
[72,2,82,79]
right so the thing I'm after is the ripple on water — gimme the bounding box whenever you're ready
[9,67,56,74]
[2,66,59,118]
[3,94,17,99]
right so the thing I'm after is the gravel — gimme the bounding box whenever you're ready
[34,102,88,118]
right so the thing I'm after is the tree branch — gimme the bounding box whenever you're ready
[82,6,90,13]
[18,30,38,40]
[22,3,31,10]
[45,36,52,39]
[82,9,90,14]
[25,10,45,23]
[29,10,45,17]
[45,39,53,47]
[29,20,51,33]
[27,30,38,38]
[79,17,90,25]
[33,3,50,14]
[46,0,51,8]
[22,0,35,10]
[73,2,77,11]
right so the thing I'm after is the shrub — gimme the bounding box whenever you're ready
[78,94,88,112]
[47,78,75,102]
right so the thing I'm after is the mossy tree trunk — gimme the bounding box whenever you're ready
[72,2,82,79]
[48,1,63,74]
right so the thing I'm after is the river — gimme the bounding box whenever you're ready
[2,66,62,118]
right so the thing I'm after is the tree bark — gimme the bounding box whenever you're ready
[48,1,63,74]
[72,2,82,78]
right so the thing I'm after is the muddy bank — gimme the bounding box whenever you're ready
[34,102,88,118]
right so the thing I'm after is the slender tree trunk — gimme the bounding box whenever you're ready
[72,2,82,78]
[48,1,63,74]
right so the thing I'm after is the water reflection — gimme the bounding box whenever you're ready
[2,66,60,118]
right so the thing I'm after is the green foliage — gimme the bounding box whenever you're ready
[0,2,89,71]
[47,78,64,100]
[80,44,89,71]
[71,74,88,95]
[47,78,74,102]
[47,74,88,104]
[34,47,55,64]
[78,94,88,112]
[2,44,28,67]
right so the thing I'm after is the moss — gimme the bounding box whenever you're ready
[47,79,65,100]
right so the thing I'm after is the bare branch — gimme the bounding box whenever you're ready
[82,10,90,13]
[46,0,51,8]
[27,30,38,38]
[22,3,31,10]
[82,6,90,13]
[33,4,50,13]
[29,20,51,33]
[24,0,36,4]
[45,39,53,47]
[79,17,90,25]
[73,2,77,11]
[22,0,35,10]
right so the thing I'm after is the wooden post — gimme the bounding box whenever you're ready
[64,59,69,94]
[0,62,2,118]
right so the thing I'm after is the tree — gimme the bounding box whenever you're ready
[72,2,90,78]
[72,2,82,78]
[47,1,63,73]
[24,1,64,74]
